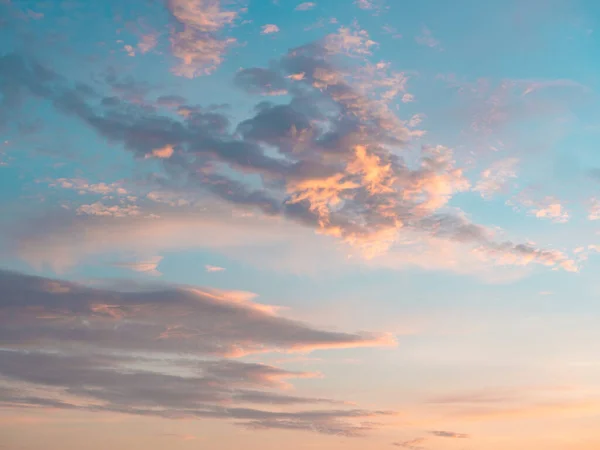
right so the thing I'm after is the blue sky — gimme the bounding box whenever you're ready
[2,1,600,449]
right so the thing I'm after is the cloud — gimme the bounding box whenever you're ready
[0,350,394,435]
[112,256,164,276]
[0,270,397,435]
[146,144,175,159]
[452,400,600,421]
[295,2,316,11]
[76,202,142,218]
[123,44,136,57]
[354,0,386,14]
[0,270,396,357]
[415,27,440,49]
[261,24,280,35]
[437,76,588,141]
[324,26,377,57]
[166,0,239,77]
[50,178,128,196]
[138,33,159,54]
[521,79,587,97]
[508,190,570,223]
[427,386,600,422]
[588,198,600,221]
[401,93,414,103]
[205,264,226,272]
[429,430,469,439]
[0,51,577,274]
[474,158,518,199]
[161,433,197,441]
[392,438,426,449]
[533,202,569,222]
[356,0,375,9]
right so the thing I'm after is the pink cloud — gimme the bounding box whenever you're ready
[146,144,175,159]
[261,24,280,34]
[167,0,239,77]
[138,33,158,54]
[474,158,519,199]
[295,2,316,11]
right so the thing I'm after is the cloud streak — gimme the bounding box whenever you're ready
[0,270,397,435]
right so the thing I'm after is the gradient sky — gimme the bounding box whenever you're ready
[1,0,600,449]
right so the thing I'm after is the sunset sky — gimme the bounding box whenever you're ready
[1,0,600,449]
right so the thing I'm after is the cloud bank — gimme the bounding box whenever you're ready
[0,270,396,435]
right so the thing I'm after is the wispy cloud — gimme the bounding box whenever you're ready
[474,158,519,199]
[429,430,469,439]
[295,2,316,11]
[415,26,441,49]
[112,255,164,276]
[76,202,142,218]
[138,33,158,54]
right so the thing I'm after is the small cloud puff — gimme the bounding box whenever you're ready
[261,24,280,34]
[295,2,316,11]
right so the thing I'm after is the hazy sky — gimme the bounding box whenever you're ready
[1,0,600,449]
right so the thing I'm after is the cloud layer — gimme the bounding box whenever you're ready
[0,270,396,435]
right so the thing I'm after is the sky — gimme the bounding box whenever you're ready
[1,0,600,448]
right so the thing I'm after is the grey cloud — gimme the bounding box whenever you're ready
[429,430,469,439]
[0,270,396,435]
[0,270,392,356]
[0,349,392,435]
[234,67,288,95]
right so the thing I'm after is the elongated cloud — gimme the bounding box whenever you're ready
[0,270,397,435]
[0,270,395,357]
[429,430,469,439]
[112,256,164,275]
